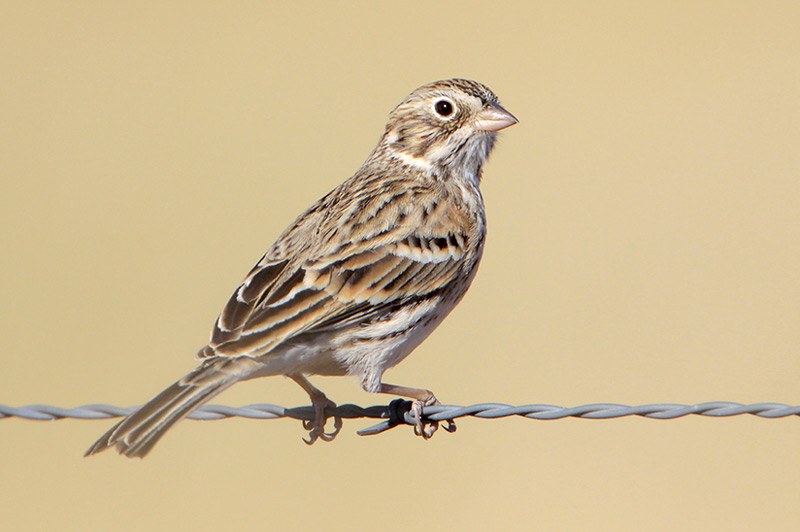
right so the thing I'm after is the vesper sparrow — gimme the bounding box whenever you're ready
[86,78,517,458]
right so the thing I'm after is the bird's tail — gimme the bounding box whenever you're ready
[85,357,258,458]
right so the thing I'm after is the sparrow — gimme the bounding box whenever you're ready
[85,78,517,458]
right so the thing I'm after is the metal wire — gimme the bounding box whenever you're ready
[2,401,798,436]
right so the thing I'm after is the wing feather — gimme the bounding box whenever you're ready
[199,177,480,360]
[209,258,288,347]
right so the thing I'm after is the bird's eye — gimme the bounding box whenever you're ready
[434,99,455,118]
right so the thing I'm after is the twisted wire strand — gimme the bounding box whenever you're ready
[2,402,798,436]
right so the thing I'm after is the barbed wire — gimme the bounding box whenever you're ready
[2,401,798,436]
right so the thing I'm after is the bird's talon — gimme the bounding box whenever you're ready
[330,416,343,437]
[409,400,439,439]
[423,421,438,439]
[303,425,327,445]
[303,404,341,445]
[318,418,342,442]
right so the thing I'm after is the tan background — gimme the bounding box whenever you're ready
[2,1,799,530]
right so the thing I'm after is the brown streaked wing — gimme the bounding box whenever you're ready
[302,254,463,334]
[201,232,469,359]
[203,258,289,353]
[200,180,476,360]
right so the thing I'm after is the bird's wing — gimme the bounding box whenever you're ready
[198,180,479,359]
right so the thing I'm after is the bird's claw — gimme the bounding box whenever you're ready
[302,399,342,445]
[410,400,455,439]
[303,416,342,445]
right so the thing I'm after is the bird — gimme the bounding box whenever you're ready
[85,78,517,458]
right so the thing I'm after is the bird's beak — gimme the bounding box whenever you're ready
[473,103,519,132]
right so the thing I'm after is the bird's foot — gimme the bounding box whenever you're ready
[411,398,456,439]
[302,397,342,445]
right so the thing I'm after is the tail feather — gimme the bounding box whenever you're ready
[85,358,254,458]
[123,383,209,445]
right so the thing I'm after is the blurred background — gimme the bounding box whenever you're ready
[2,2,799,530]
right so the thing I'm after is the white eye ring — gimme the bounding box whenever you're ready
[432,98,457,120]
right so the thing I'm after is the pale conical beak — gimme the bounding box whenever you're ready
[473,103,519,132]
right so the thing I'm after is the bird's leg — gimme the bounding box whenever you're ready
[375,382,456,439]
[289,374,342,445]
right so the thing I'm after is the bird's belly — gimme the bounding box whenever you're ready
[246,280,473,389]
[247,340,348,379]
[329,292,462,392]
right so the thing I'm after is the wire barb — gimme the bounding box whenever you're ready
[2,401,799,436]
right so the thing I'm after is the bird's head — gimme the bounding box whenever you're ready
[376,79,518,181]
